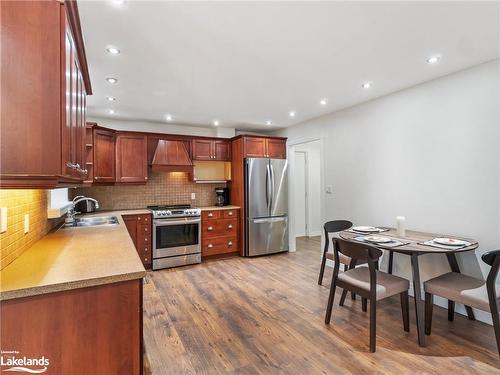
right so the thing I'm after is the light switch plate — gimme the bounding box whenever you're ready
[191,193,196,200]
[24,214,29,234]
[0,207,7,233]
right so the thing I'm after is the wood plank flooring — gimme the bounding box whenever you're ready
[143,236,500,374]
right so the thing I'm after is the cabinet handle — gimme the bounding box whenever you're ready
[208,213,213,217]
[228,224,233,229]
[208,244,213,248]
[208,226,213,231]
[228,241,233,246]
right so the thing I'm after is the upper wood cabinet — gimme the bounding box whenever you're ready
[115,133,148,183]
[0,1,92,188]
[243,137,286,159]
[93,128,116,183]
[192,139,231,161]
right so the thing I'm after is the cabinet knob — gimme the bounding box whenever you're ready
[144,248,148,252]
[94,177,99,180]
[208,226,213,231]
[145,238,148,242]
[228,211,233,216]
[208,244,213,248]
[208,213,213,217]
[228,224,233,229]
[145,176,148,180]
[228,241,233,246]
[138,217,141,220]
[145,228,148,232]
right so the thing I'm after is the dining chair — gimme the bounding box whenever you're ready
[318,220,354,286]
[424,249,500,356]
[325,238,410,352]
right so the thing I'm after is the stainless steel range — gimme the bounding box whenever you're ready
[148,204,201,270]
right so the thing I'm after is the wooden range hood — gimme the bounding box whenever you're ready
[151,140,193,173]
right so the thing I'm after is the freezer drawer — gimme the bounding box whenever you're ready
[247,216,288,256]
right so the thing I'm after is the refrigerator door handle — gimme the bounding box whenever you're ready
[253,216,287,224]
[269,163,275,213]
[266,164,272,213]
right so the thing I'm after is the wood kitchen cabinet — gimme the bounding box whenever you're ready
[201,208,239,257]
[0,1,92,188]
[93,128,116,183]
[243,136,286,159]
[116,133,148,183]
[192,139,231,161]
[123,214,152,269]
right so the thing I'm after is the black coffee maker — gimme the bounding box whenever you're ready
[215,187,229,206]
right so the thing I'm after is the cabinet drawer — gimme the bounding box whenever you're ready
[137,223,150,235]
[222,209,238,219]
[136,214,150,223]
[202,236,238,257]
[202,210,221,220]
[203,218,238,238]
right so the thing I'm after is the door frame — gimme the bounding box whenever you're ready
[294,150,309,237]
[287,137,325,252]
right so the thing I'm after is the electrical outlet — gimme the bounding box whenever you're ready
[24,214,29,234]
[325,185,333,194]
[191,193,196,200]
[0,207,7,233]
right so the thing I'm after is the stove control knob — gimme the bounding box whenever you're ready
[165,210,172,216]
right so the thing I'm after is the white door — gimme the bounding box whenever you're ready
[294,151,308,237]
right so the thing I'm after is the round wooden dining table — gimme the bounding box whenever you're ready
[339,227,479,347]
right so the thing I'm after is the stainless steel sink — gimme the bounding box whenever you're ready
[65,215,119,228]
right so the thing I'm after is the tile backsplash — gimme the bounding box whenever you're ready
[0,190,51,269]
[71,172,227,210]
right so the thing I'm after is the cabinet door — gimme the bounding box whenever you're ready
[214,140,231,161]
[266,138,286,159]
[93,129,115,182]
[244,137,267,158]
[116,134,148,183]
[192,139,213,160]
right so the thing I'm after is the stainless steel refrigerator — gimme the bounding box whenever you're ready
[245,158,288,256]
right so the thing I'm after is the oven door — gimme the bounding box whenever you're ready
[153,217,201,258]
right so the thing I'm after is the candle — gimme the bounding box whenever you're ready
[396,216,406,237]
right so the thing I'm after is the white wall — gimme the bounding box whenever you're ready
[88,117,226,137]
[294,141,322,236]
[276,60,500,322]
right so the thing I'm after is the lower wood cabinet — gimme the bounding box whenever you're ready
[123,214,152,269]
[201,208,239,257]
[0,280,142,375]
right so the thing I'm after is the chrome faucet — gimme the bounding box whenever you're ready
[65,196,100,226]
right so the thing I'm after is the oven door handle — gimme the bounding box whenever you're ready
[153,218,201,226]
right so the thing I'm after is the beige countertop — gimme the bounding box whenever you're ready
[200,205,240,211]
[0,209,149,301]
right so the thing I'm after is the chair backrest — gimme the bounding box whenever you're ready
[335,238,383,264]
[324,220,353,234]
[482,250,500,300]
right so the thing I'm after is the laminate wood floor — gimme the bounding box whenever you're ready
[143,236,500,374]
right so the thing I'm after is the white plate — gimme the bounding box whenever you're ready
[364,236,392,244]
[353,226,380,233]
[433,238,468,246]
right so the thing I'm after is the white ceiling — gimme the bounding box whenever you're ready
[79,1,500,131]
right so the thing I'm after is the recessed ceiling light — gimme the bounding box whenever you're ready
[165,114,172,122]
[361,82,372,89]
[289,111,296,118]
[106,77,118,84]
[265,120,272,125]
[106,46,120,55]
[213,120,220,126]
[106,96,116,102]
[426,55,441,64]
[110,0,126,5]
[108,109,115,114]
[320,98,328,106]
